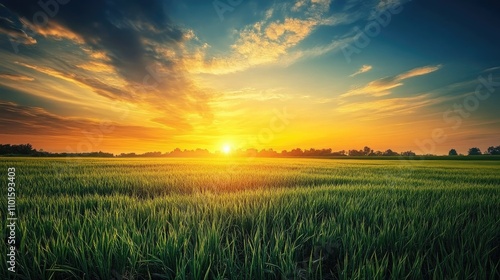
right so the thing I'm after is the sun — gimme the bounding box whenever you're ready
[222,144,232,154]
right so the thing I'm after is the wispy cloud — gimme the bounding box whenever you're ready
[376,0,402,11]
[337,94,435,117]
[1,0,219,133]
[341,65,442,98]
[335,71,497,122]
[0,72,34,81]
[0,101,171,140]
[482,66,500,73]
[0,16,36,45]
[19,18,83,44]
[221,87,290,102]
[183,0,357,74]
[15,62,133,101]
[396,65,442,80]
[349,65,372,77]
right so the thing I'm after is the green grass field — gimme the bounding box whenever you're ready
[1,158,500,279]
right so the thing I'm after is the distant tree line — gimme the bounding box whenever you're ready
[0,144,35,155]
[449,146,500,156]
[0,144,113,157]
[117,148,212,158]
[1,143,500,157]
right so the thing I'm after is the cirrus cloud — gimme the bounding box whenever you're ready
[349,64,373,77]
[341,65,442,98]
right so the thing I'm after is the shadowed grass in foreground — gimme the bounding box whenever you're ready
[1,158,499,279]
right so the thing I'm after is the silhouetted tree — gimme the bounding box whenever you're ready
[486,146,500,155]
[448,149,458,156]
[0,143,36,155]
[194,148,211,157]
[245,148,258,157]
[468,147,482,156]
[331,150,346,156]
[258,149,278,157]
[363,146,373,156]
[289,148,303,156]
[168,148,183,157]
[320,148,332,156]
[383,149,399,156]
[142,151,162,157]
[119,153,137,157]
[401,151,416,157]
[348,149,364,156]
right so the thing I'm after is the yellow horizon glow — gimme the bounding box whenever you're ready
[222,144,232,154]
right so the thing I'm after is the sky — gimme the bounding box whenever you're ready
[0,0,499,155]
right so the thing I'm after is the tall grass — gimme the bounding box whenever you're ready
[1,158,499,279]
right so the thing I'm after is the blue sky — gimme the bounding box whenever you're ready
[0,0,499,154]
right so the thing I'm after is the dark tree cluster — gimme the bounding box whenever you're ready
[117,148,212,158]
[229,147,410,157]
[0,144,114,157]
[40,151,114,157]
[2,143,500,158]
[486,146,500,155]
[448,146,500,156]
[280,148,346,157]
[166,148,211,157]
[0,144,36,155]
[468,147,482,156]
[346,147,406,157]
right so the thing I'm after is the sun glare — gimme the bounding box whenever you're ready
[222,144,231,154]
